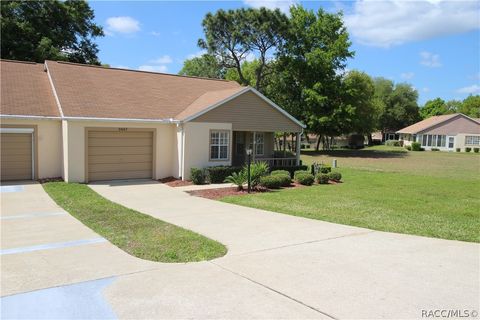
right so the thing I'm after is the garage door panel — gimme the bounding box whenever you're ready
[88,137,153,147]
[89,162,152,173]
[88,146,152,156]
[88,154,152,164]
[1,133,33,181]
[88,131,152,139]
[89,170,152,181]
[87,130,153,182]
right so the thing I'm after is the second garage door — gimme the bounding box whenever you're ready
[1,131,33,181]
[87,129,154,182]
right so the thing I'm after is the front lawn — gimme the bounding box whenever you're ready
[222,148,480,243]
[43,182,227,262]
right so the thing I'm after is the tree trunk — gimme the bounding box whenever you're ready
[316,135,321,151]
[367,133,373,146]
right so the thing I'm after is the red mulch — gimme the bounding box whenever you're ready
[187,183,304,200]
[158,177,193,187]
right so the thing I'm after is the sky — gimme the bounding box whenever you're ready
[89,0,480,105]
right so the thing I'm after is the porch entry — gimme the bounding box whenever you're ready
[232,131,300,167]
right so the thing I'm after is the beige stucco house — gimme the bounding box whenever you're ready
[1,59,304,182]
[397,113,480,151]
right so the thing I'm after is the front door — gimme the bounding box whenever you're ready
[233,132,246,166]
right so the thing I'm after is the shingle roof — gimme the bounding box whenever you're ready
[1,60,60,117]
[397,114,461,134]
[45,60,242,120]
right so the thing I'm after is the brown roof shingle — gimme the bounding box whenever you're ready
[45,61,242,120]
[397,114,460,134]
[1,60,60,117]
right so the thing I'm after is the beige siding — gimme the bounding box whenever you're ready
[192,91,302,132]
[1,133,32,180]
[183,122,232,179]
[1,119,62,179]
[87,130,153,182]
[420,116,480,135]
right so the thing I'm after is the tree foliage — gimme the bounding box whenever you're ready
[272,6,353,144]
[198,7,288,91]
[1,0,103,64]
[458,95,480,118]
[179,54,225,79]
[420,98,450,119]
[374,78,421,131]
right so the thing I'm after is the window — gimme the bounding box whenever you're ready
[422,135,427,146]
[422,134,446,147]
[427,135,432,146]
[465,136,480,146]
[255,133,264,155]
[210,131,229,160]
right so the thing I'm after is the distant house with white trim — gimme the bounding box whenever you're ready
[396,113,480,151]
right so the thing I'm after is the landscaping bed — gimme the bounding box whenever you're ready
[43,182,226,262]
[158,176,193,187]
[188,183,305,200]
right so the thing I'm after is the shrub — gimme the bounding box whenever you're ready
[276,174,292,187]
[316,173,329,184]
[190,168,205,185]
[411,142,421,151]
[224,172,246,190]
[260,175,282,189]
[269,165,308,178]
[295,172,314,186]
[271,170,290,176]
[474,148,479,153]
[294,170,310,180]
[405,145,412,151]
[311,162,331,175]
[206,166,242,183]
[245,161,269,188]
[431,148,440,151]
[328,171,342,182]
[385,140,400,147]
[465,147,472,152]
[456,148,461,152]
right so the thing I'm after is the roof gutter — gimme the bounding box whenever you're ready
[62,116,181,124]
[0,114,62,121]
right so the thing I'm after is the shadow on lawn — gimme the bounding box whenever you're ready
[302,149,408,159]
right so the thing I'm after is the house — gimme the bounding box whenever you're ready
[396,113,480,151]
[0,59,304,182]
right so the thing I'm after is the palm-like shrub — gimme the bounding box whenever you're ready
[224,171,246,191]
[244,161,269,188]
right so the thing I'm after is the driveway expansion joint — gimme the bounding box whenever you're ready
[210,261,338,320]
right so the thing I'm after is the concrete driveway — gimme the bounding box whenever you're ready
[1,181,479,319]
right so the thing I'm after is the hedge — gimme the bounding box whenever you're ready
[206,166,242,183]
[270,165,309,178]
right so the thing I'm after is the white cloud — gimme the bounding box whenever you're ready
[106,16,140,35]
[187,50,207,59]
[150,31,161,37]
[344,0,480,47]
[422,87,430,93]
[420,51,442,68]
[243,0,298,14]
[138,65,168,73]
[149,55,173,64]
[400,72,415,80]
[456,84,480,94]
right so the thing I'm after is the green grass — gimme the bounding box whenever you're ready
[43,182,227,262]
[222,147,480,243]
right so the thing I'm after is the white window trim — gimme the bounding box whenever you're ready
[209,130,230,161]
[255,132,264,156]
[465,135,480,146]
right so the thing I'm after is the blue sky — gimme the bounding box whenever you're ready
[90,0,480,105]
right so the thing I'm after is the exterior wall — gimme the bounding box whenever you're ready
[192,91,302,133]
[0,119,62,179]
[243,131,275,158]
[456,133,480,151]
[183,122,232,179]
[63,120,177,182]
[419,115,480,135]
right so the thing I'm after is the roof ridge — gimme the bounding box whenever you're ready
[0,59,37,65]
[49,60,236,83]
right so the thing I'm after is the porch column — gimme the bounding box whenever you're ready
[295,132,301,165]
[252,131,256,162]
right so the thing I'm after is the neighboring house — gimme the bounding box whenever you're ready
[0,59,304,182]
[397,113,480,151]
